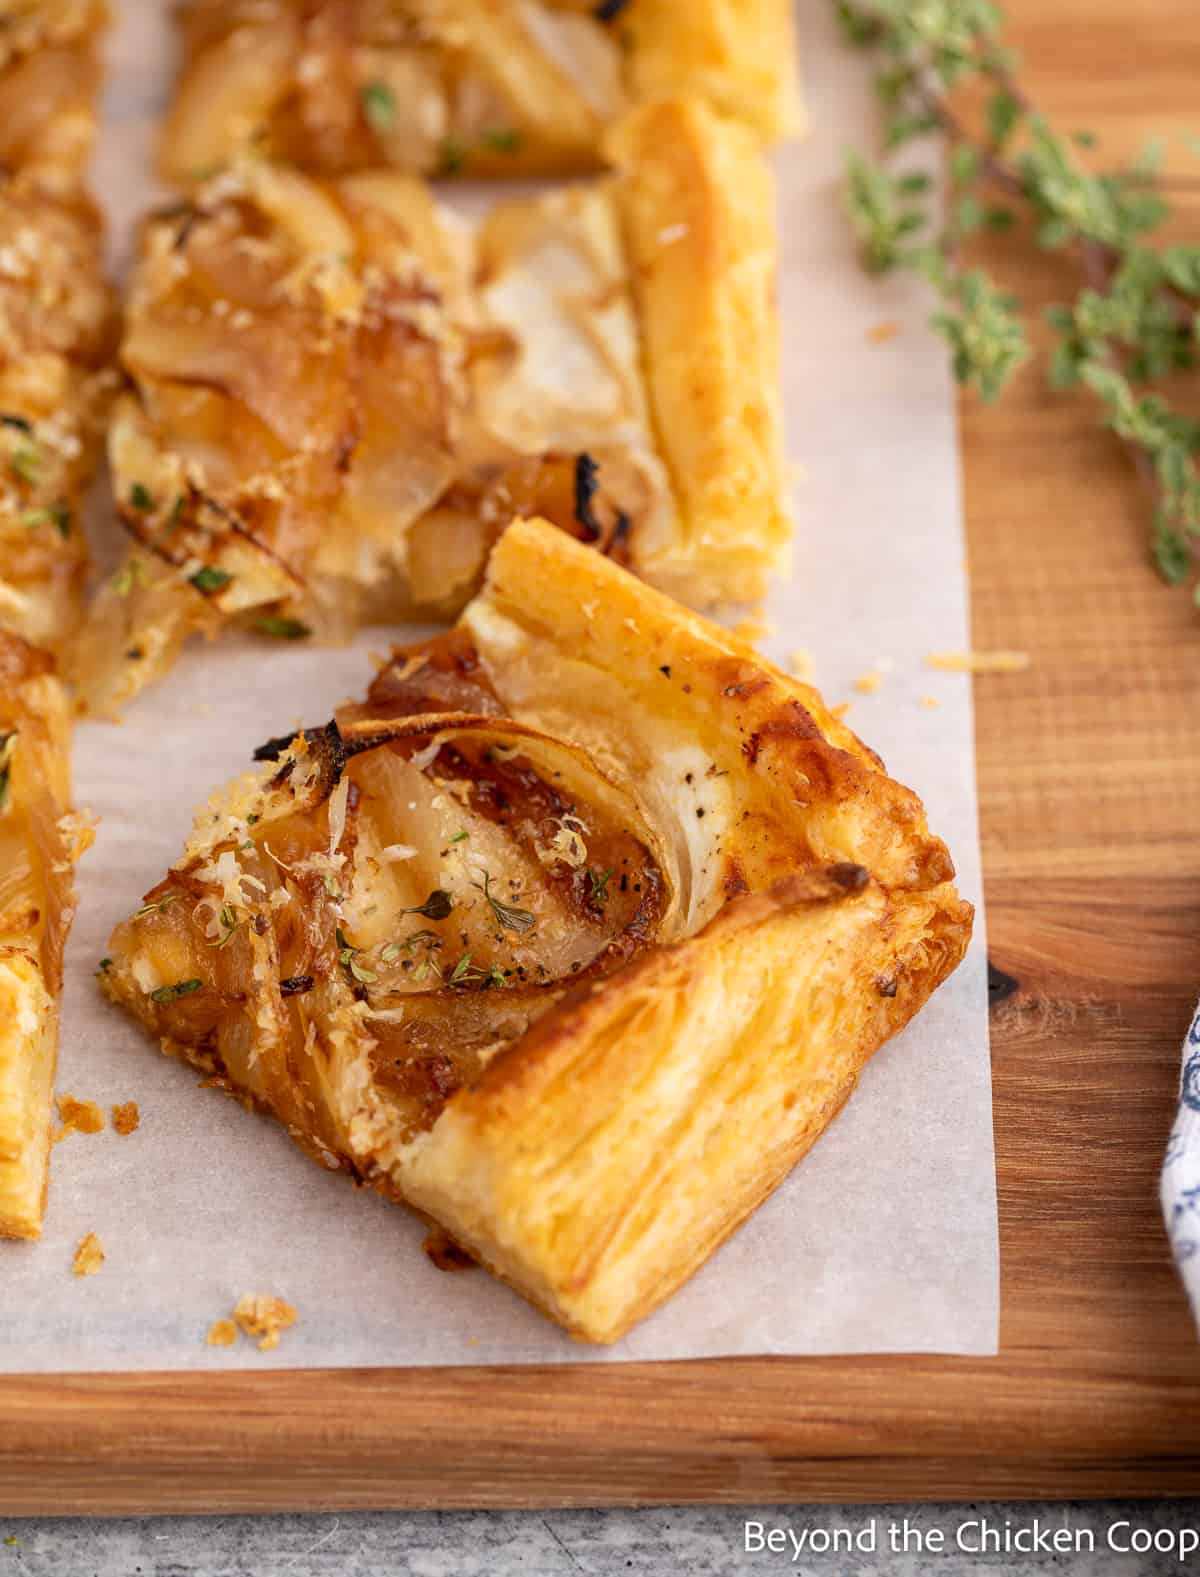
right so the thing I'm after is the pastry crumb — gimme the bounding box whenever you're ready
[72,1232,104,1277]
[423,1228,477,1273]
[112,1101,140,1135]
[787,648,816,683]
[830,701,852,721]
[853,669,885,695]
[868,319,901,344]
[205,1318,238,1347]
[920,694,942,709]
[233,1293,298,1351]
[926,649,1031,674]
[57,1093,104,1134]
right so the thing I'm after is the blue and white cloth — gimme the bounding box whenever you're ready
[1162,1000,1200,1323]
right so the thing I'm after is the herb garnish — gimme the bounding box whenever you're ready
[21,502,71,537]
[189,565,233,594]
[380,928,439,964]
[399,889,454,922]
[149,978,203,1004]
[254,616,312,640]
[448,830,468,845]
[361,80,396,132]
[214,904,241,948]
[10,445,39,484]
[587,867,613,905]
[448,953,508,989]
[474,870,535,933]
[0,414,32,434]
[129,482,155,512]
[836,0,1200,596]
[134,893,178,919]
[336,926,378,985]
[96,957,113,977]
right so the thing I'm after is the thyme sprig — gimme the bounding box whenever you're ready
[836,0,1200,595]
[474,870,535,934]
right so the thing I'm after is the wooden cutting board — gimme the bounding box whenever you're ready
[5,0,1200,1512]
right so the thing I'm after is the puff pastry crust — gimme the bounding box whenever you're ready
[76,99,787,715]
[102,518,972,1341]
[0,635,89,1239]
[159,0,803,186]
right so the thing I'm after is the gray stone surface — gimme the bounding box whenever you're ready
[2,1503,1198,1576]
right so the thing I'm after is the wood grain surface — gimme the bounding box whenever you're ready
[5,0,1200,1513]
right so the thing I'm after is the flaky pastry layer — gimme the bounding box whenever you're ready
[102,519,971,1340]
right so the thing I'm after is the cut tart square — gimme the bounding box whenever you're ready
[0,1,110,1240]
[160,0,803,186]
[0,0,108,189]
[0,634,91,1239]
[76,96,789,714]
[0,2,115,655]
[101,518,972,1342]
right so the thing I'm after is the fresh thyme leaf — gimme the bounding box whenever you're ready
[587,867,614,905]
[254,616,312,641]
[336,926,378,986]
[21,502,71,537]
[214,903,241,948]
[449,952,475,985]
[836,0,1200,594]
[10,445,39,483]
[149,978,203,1004]
[134,893,178,919]
[399,889,454,922]
[130,482,155,512]
[0,413,32,434]
[188,565,232,594]
[381,929,439,964]
[96,956,113,977]
[361,80,395,131]
[449,830,468,844]
[474,870,535,933]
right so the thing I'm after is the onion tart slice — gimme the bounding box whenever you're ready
[101,519,971,1341]
[0,635,91,1238]
[160,0,803,186]
[76,97,788,714]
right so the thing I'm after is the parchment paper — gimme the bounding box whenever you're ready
[0,0,999,1370]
